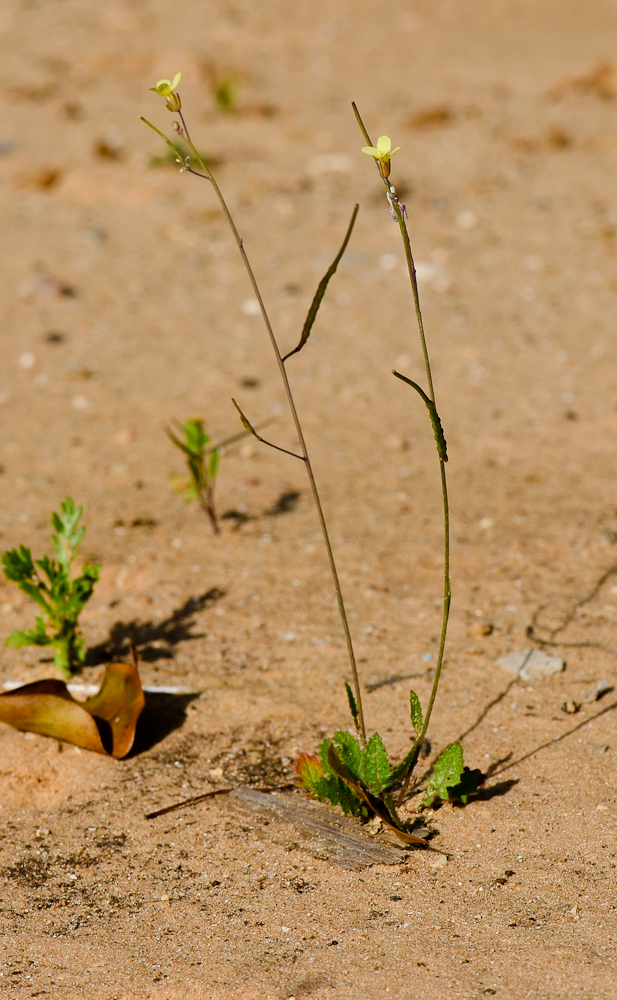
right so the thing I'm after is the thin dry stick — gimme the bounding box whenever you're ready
[141,107,367,744]
[352,103,451,797]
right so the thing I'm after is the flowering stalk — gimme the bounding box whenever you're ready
[355,103,451,800]
[141,76,367,743]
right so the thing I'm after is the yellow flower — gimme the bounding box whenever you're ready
[149,73,182,111]
[361,134,401,177]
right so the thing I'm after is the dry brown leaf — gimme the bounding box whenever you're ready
[0,661,144,758]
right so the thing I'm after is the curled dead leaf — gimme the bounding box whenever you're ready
[0,661,144,758]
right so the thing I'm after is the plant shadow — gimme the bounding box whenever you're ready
[130,691,200,756]
[221,489,302,529]
[86,587,225,664]
[475,778,519,801]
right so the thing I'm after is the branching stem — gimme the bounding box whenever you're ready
[170,108,367,744]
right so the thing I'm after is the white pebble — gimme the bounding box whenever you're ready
[455,210,477,231]
[379,252,399,270]
[19,352,36,369]
[241,298,261,316]
[415,260,443,284]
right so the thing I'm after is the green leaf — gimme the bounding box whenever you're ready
[139,116,186,165]
[11,577,53,617]
[208,448,220,480]
[330,731,363,781]
[345,682,359,731]
[314,740,364,815]
[294,753,326,795]
[433,741,464,786]
[423,741,475,807]
[58,497,83,538]
[1,545,36,583]
[295,751,362,816]
[232,398,258,438]
[282,205,359,363]
[184,418,209,456]
[409,689,423,736]
[6,617,51,648]
[36,555,63,587]
[360,732,392,795]
[1,499,98,676]
[69,564,101,613]
[51,498,84,573]
[392,372,448,462]
[317,774,364,816]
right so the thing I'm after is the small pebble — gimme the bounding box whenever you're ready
[469,621,494,638]
[561,700,581,715]
[497,648,565,681]
[456,209,477,230]
[240,297,260,316]
[429,854,448,868]
[379,252,398,270]
[584,681,613,703]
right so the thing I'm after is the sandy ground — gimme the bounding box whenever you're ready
[2,0,617,996]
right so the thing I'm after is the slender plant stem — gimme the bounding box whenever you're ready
[198,487,220,535]
[352,102,451,794]
[173,107,367,744]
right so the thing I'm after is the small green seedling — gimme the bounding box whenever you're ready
[167,416,276,533]
[1,498,100,678]
[296,693,484,835]
[167,418,221,534]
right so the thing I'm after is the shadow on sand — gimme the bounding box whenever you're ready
[86,587,225,664]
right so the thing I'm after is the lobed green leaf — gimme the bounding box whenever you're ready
[329,731,363,782]
[294,753,326,795]
[360,732,392,795]
[2,545,36,583]
[423,741,471,807]
[6,617,51,648]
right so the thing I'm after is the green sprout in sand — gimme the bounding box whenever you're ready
[1,498,100,678]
